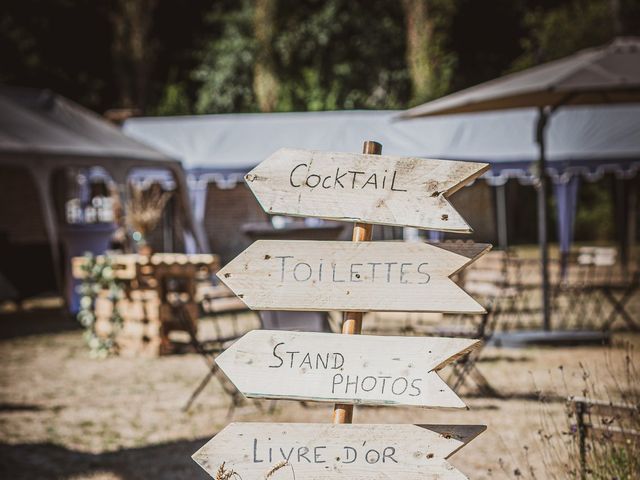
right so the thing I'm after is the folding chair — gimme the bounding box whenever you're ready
[599,269,640,332]
[180,286,259,415]
[172,301,246,415]
[437,250,508,398]
[444,302,501,398]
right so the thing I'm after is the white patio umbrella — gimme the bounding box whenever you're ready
[399,37,640,330]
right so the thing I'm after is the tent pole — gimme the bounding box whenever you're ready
[109,166,133,253]
[496,182,508,250]
[30,163,64,299]
[167,164,210,253]
[628,177,638,269]
[614,176,629,272]
[536,107,551,331]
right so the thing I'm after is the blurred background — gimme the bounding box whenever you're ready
[1,1,640,479]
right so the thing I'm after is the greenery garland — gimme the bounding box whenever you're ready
[76,253,124,358]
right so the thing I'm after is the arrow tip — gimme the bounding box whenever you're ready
[417,424,487,458]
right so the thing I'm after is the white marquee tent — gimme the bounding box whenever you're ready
[0,87,205,299]
[124,107,640,250]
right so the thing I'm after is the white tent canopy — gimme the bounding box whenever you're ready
[0,87,207,295]
[124,107,640,258]
[124,107,640,185]
[0,87,171,162]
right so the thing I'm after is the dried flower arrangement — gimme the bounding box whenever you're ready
[126,183,173,253]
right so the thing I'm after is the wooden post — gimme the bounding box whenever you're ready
[576,400,587,480]
[332,140,382,424]
[496,182,508,250]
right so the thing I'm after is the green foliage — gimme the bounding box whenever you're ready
[77,253,124,358]
[549,179,615,243]
[153,82,192,116]
[0,0,113,110]
[6,0,637,116]
[193,0,258,114]
[587,446,638,480]
[511,0,615,71]
[569,351,640,480]
[273,0,410,111]
[574,181,615,242]
[192,0,411,113]
[527,347,640,479]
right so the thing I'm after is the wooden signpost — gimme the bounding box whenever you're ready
[215,330,479,408]
[218,240,490,313]
[193,423,486,480]
[245,148,489,232]
[194,142,491,479]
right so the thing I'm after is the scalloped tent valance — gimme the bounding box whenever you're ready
[123,107,640,189]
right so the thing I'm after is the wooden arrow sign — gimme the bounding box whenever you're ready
[245,148,489,233]
[217,240,490,313]
[216,330,479,408]
[193,422,485,479]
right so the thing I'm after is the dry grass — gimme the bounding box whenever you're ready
[214,462,237,480]
[526,345,640,480]
[0,312,638,479]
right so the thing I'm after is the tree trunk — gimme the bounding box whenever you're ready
[401,0,435,104]
[111,0,158,112]
[253,0,280,112]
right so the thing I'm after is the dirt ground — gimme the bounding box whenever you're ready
[0,310,638,480]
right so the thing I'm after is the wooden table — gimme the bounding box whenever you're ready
[72,253,220,356]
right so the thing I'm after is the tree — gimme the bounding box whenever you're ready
[253,0,280,112]
[193,1,258,114]
[401,0,432,104]
[400,0,457,105]
[447,0,526,92]
[274,0,409,111]
[193,0,411,113]
[0,0,115,111]
[511,0,640,72]
[110,0,159,112]
[153,81,192,116]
